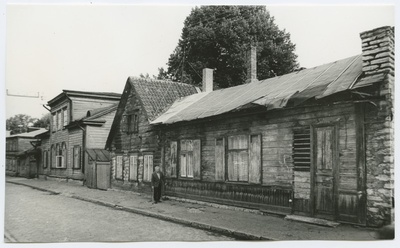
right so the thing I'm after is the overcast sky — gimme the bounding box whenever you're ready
[4,2,395,119]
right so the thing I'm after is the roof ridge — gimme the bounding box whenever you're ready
[129,76,195,88]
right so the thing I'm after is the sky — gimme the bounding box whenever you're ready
[3,2,396,121]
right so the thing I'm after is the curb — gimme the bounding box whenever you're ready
[6,180,273,241]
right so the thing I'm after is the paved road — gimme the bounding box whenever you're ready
[4,183,234,242]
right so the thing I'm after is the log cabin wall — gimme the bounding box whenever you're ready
[161,101,363,220]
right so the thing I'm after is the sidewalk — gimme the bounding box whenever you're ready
[6,177,379,241]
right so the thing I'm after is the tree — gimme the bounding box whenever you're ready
[165,6,298,89]
[6,114,37,134]
[6,113,51,134]
[33,113,51,129]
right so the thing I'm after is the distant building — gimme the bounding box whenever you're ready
[38,90,120,183]
[5,128,48,178]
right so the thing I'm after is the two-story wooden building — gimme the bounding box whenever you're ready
[39,90,120,183]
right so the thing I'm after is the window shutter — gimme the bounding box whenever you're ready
[129,155,138,181]
[193,139,201,179]
[180,154,187,177]
[249,134,261,184]
[148,155,153,181]
[215,138,225,181]
[168,141,177,178]
[293,127,311,171]
[143,155,153,182]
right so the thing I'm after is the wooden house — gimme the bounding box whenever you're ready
[106,26,394,227]
[5,128,48,178]
[38,90,120,184]
[105,77,198,190]
[152,26,394,227]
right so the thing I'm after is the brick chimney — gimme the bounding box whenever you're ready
[202,68,213,92]
[360,26,394,76]
[246,46,257,83]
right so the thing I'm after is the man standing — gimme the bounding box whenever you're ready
[151,166,165,204]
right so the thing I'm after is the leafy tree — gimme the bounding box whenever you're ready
[166,6,298,88]
[33,113,51,129]
[6,114,36,134]
[6,113,50,134]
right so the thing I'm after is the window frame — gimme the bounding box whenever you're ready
[52,113,56,132]
[63,107,68,127]
[180,139,194,178]
[226,133,262,184]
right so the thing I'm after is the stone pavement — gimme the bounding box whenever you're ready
[5,177,380,241]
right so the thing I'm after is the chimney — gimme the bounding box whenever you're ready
[360,26,394,76]
[246,46,257,83]
[202,68,213,92]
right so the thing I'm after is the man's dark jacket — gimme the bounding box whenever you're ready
[151,171,165,187]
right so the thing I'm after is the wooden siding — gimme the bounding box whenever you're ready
[86,110,116,149]
[162,101,361,219]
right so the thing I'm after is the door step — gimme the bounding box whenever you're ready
[285,215,340,228]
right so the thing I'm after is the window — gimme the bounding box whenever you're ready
[73,146,81,169]
[129,113,139,133]
[52,114,56,132]
[55,143,66,168]
[57,111,62,130]
[121,113,139,134]
[293,127,311,172]
[215,138,225,181]
[179,139,201,179]
[143,154,153,182]
[63,107,68,127]
[129,155,138,181]
[227,134,261,183]
[115,155,123,180]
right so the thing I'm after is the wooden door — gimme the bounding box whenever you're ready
[312,125,337,219]
[96,162,111,190]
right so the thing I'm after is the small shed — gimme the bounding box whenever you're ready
[85,149,111,190]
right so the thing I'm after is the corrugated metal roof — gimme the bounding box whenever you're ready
[152,54,377,125]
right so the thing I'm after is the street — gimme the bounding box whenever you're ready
[4,183,234,242]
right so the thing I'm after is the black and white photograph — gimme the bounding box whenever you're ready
[1,0,397,246]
